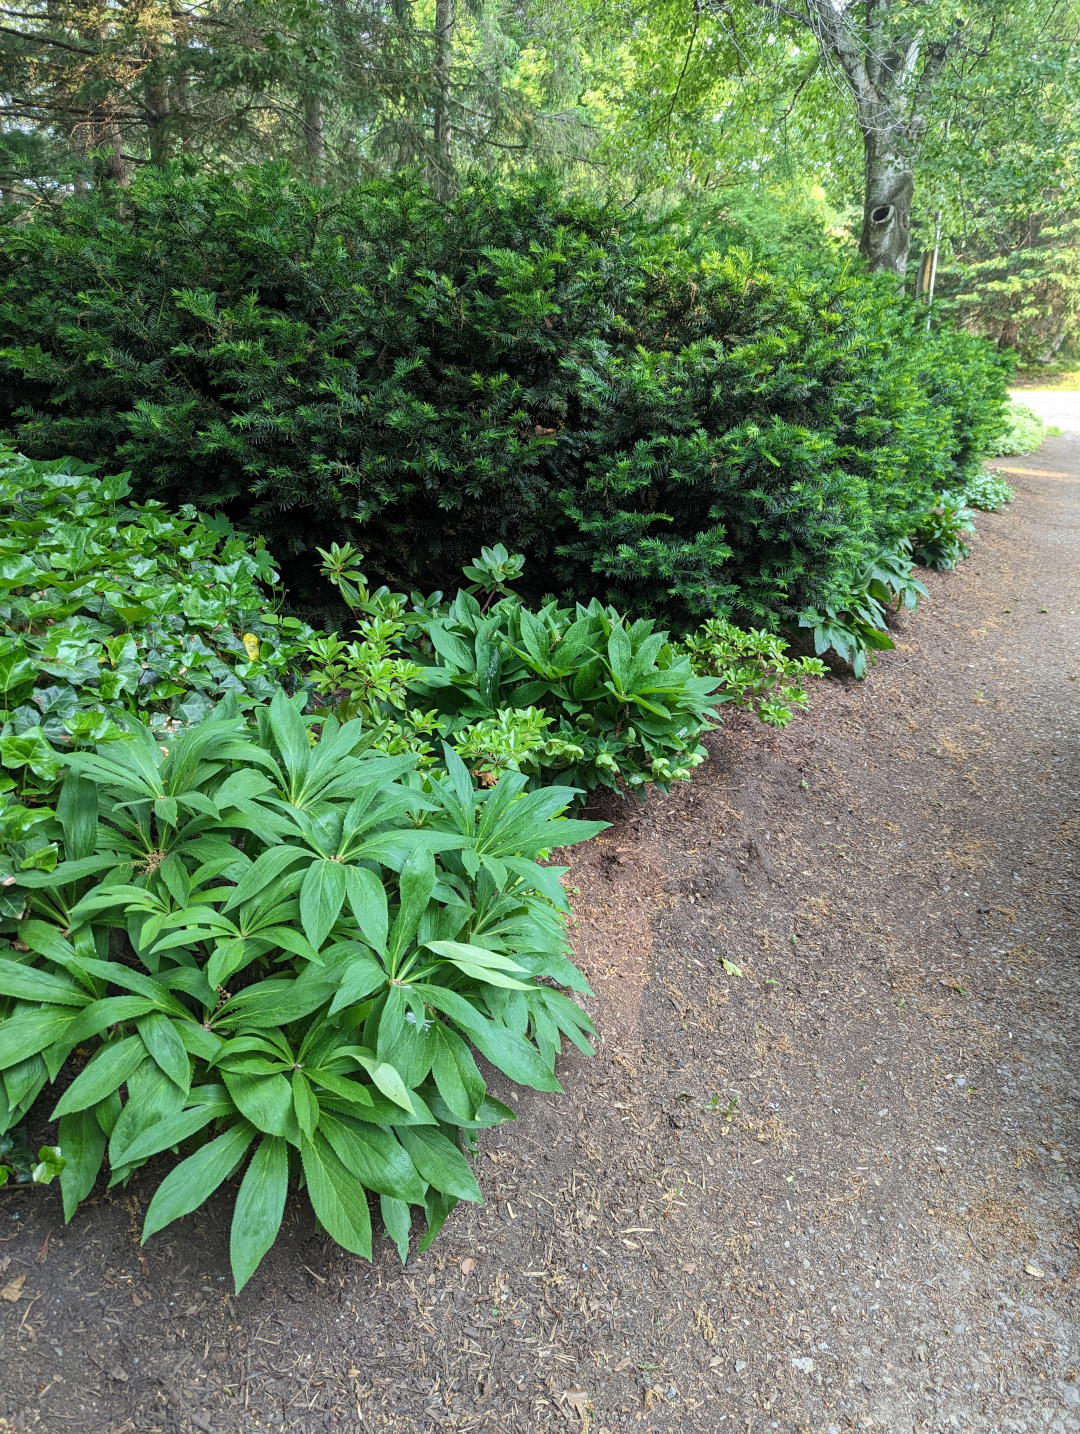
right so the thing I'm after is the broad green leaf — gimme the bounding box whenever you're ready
[224,1071,299,1141]
[15,919,78,968]
[327,953,386,1017]
[418,985,561,1090]
[318,1112,426,1203]
[417,1188,458,1254]
[58,1107,107,1221]
[230,1136,288,1292]
[397,1126,482,1203]
[142,1121,255,1241]
[364,1059,414,1113]
[388,846,435,964]
[63,995,159,1045]
[0,958,90,1007]
[380,1194,412,1263]
[306,1067,375,1108]
[114,1097,228,1165]
[107,1060,184,1177]
[0,1006,76,1073]
[299,859,346,951]
[291,1070,319,1138]
[56,774,98,862]
[51,1035,146,1118]
[430,1023,486,1121]
[221,844,309,912]
[344,865,388,953]
[136,1013,191,1091]
[299,1132,372,1258]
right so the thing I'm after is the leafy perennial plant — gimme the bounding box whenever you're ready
[0,695,604,1287]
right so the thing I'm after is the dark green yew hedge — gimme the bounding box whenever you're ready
[0,165,1009,626]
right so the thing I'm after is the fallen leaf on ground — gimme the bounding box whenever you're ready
[0,1274,25,1302]
[110,1367,128,1382]
[131,1291,143,1307]
[459,1258,476,1275]
[614,1358,633,1372]
[563,1387,588,1414]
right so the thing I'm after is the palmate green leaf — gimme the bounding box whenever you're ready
[143,1121,256,1242]
[230,1135,288,1292]
[51,1034,146,1118]
[299,1132,372,1258]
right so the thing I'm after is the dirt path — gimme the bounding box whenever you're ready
[2,428,1079,1434]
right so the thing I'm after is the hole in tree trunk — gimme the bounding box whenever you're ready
[870,205,893,225]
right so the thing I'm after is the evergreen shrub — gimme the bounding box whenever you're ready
[0,164,1010,628]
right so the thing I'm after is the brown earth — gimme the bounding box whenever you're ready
[1,435,1079,1434]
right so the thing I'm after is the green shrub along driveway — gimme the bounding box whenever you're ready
[0,166,1008,630]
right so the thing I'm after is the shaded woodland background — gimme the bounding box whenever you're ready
[0,0,1077,366]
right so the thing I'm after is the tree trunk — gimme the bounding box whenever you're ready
[430,0,453,199]
[143,43,172,166]
[858,131,913,279]
[303,94,325,168]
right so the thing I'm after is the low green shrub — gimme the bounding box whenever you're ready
[0,1127,63,1186]
[912,495,977,570]
[0,694,604,1286]
[798,540,928,678]
[962,470,1016,512]
[0,450,313,806]
[0,449,822,821]
[682,619,826,728]
[0,164,1011,630]
[983,398,1051,456]
[310,543,724,794]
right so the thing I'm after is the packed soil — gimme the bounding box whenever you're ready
[2,420,1079,1434]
